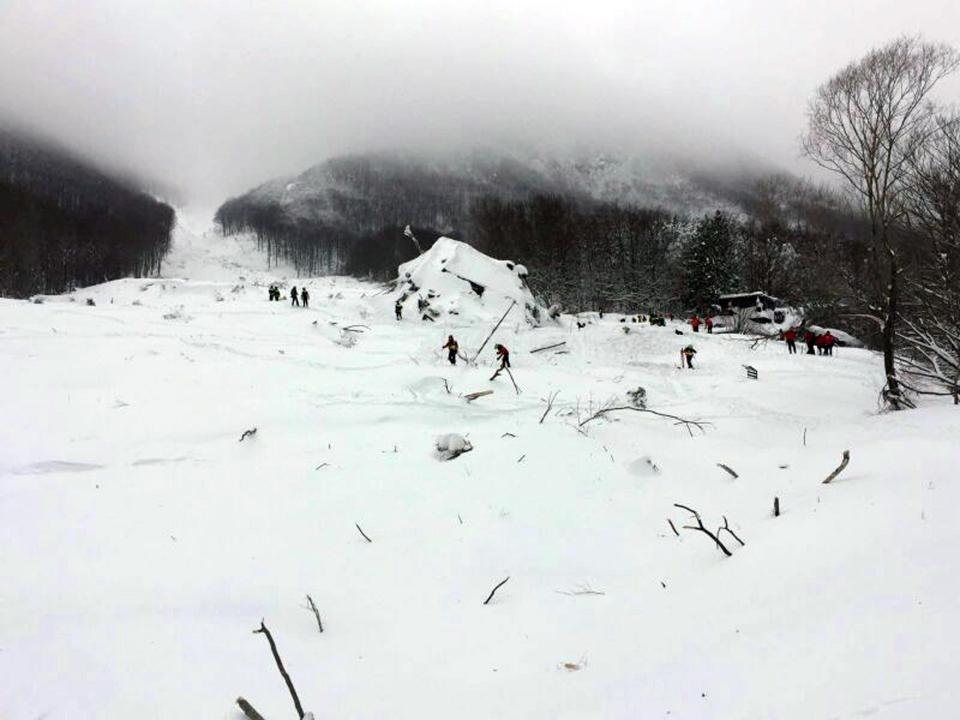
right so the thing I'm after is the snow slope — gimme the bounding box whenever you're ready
[1,231,959,719]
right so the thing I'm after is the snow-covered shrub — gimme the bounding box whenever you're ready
[435,433,473,461]
[627,386,647,409]
[335,329,359,348]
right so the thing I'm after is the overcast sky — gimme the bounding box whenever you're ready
[2,0,960,205]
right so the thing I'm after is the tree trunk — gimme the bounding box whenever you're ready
[883,251,904,408]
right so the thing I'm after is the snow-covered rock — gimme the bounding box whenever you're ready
[396,237,546,324]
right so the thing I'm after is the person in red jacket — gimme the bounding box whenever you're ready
[495,343,510,369]
[821,330,836,356]
[784,327,798,354]
[804,329,817,355]
[705,316,714,334]
[691,315,701,332]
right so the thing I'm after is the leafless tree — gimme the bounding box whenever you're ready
[900,113,960,402]
[802,36,959,409]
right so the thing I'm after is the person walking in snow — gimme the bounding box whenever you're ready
[690,314,701,333]
[300,287,309,308]
[495,343,511,370]
[804,329,817,355]
[784,327,798,354]
[681,344,697,369]
[395,299,403,321]
[442,335,459,365]
[290,286,300,307]
[706,316,714,334]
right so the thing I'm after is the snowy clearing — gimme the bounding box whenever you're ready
[1,226,959,719]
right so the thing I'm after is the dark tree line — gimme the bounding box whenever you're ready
[0,128,174,297]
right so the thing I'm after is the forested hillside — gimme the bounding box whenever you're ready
[0,127,175,297]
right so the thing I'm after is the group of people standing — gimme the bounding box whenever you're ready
[268,285,310,308]
[782,328,837,356]
[689,314,714,333]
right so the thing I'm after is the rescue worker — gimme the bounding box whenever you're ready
[442,335,459,365]
[395,299,403,320]
[495,343,511,369]
[682,344,697,369]
[300,287,309,308]
[706,316,714,334]
[691,315,701,333]
[784,327,798,354]
[290,286,300,307]
[804,329,817,355]
[821,330,836,356]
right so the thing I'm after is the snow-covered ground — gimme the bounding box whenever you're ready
[2,223,959,719]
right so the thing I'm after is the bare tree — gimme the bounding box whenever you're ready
[802,36,959,409]
[900,113,960,402]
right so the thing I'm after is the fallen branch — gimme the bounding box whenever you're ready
[539,391,559,424]
[463,390,493,402]
[472,301,516,362]
[717,516,745,547]
[239,427,257,442]
[667,518,680,537]
[304,594,323,633]
[716,463,739,479]
[253,620,306,719]
[579,406,709,436]
[501,432,516,438]
[774,496,780,517]
[355,523,373,543]
[531,341,566,354]
[342,324,370,332]
[822,449,851,484]
[236,697,267,720]
[483,576,511,605]
[674,503,732,557]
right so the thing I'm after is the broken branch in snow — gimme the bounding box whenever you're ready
[667,518,680,537]
[822,449,851,484]
[717,516,745,547]
[540,391,559,424]
[253,620,306,719]
[472,301,516,362]
[236,697,267,720]
[304,594,323,633]
[674,503,732,557]
[531,341,566,354]
[342,324,370,332]
[716,463,739,478]
[463,390,493,402]
[501,432,516,438]
[774,496,780,517]
[355,523,373,543]
[483,576,511,605]
[579,405,709,436]
[239,427,257,442]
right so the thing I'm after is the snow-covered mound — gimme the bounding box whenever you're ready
[397,237,546,324]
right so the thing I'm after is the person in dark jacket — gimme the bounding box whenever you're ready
[804,329,817,355]
[442,335,459,365]
[300,287,309,308]
[495,343,511,369]
[395,300,403,321]
[682,344,697,369]
[290,286,300,307]
[706,316,714,334]
[784,327,798,354]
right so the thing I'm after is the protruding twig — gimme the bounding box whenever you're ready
[239,427,257,442]
[774,496,780,517]
[355,523,373,543]
[304,594,323,633]
[483,576,511,605]
[822,449,851,484]
[236,697,267,720]
[531,341,566,354]
[580,406,709,436]
[674,503,732,557]
[253,620,306,719]
[716,463,739,478]
[540,391,559,424]
[667,518,680,536]
[717,515,745,547]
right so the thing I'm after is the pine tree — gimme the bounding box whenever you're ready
[678,210,741,309]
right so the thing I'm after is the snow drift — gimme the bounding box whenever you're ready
[396,237,546,324]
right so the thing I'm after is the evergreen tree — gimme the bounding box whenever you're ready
[678,210,740,309]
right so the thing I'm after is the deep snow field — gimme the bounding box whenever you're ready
[2,220,959,719]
